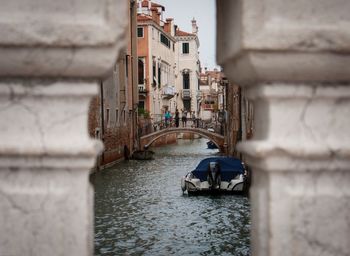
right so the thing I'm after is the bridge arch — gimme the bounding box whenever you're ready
[140,127,225,152]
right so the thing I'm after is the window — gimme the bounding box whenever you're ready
[137,27,144,38]
[183,100,191,111]
[183,73,190,89]
[138,59,144,85]
[125,55,129,78]
[106,108,110,127]
[182,42,189,54]
[115,109,119,125]
[152,60,156,87]
[160,33,170,48]
[158,64,161,88]
[138,101,145,110]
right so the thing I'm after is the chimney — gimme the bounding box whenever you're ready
[164,22,171,33]
[164,18,173,34]
[140,0,150,9]
[157,12,161,25]
[191,18,198,34]
[151,7,160,25]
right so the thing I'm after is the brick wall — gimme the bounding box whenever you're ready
[88,96,100,138]
[88,95,133,169]
[102,126,130,165]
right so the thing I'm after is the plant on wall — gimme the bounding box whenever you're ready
[138,108,150,118]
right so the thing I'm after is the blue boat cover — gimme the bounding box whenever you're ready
[191,157,244,182]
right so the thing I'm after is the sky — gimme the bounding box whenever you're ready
[155,0,219,70]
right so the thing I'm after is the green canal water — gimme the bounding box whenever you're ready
[91,138,251,255]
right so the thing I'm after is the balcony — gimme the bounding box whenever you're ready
[138,85,147,99]
[182,89,191,99]
[162,85,176,99]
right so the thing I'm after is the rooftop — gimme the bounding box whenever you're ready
[175,29,195,37]
[141,0,165,11]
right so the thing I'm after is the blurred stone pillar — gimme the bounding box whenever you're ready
[217,1,350,255]
[0,1,128,255]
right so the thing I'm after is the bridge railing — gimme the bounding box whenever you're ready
[139,117,224,136]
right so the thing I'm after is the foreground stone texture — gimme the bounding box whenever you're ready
[0,0,127,78]
[0,1,128,255]
[217,0,350,255]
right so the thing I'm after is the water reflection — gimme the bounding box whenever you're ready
[92,139,250,255]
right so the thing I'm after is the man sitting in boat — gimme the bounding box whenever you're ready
[207,162,221,190]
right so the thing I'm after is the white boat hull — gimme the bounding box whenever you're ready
[181,173,245,193]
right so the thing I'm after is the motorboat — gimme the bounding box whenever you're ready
[207,141,218,149]
[181,157,246,194]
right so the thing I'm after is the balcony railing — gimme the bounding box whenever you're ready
[182,89,191,99]
[138,85,147,98]
[162,85,175,99]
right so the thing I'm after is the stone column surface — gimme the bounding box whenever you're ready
[0,1,128,256]
[217,1,350,256]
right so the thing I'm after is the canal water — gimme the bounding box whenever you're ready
[91,138,251,256]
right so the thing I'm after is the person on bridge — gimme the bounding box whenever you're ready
[191,111,196,128]
[181,109,187,127]
[175,108,179,127]
[164,110,171,127]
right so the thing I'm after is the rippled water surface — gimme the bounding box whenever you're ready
[92,139,251,255]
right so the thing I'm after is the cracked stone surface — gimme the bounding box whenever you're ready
[0,1,128,255]
[250,169,350,256]
[0,81,102,157]
[0,0,128,78]
[0,81,99,256]
[238,84,350,160]
[0,168,93,256]
[217,1,350,255]
[237,84,350,256]
[217,0,350,85]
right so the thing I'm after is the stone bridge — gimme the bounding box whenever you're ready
[140,127,226,152]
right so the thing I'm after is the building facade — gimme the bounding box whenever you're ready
[88,1,138,169]
[198,69,223,122]
[137,0,176,126]
[174,19,201,116]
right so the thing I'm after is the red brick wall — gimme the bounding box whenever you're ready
[102,126,130,165]
[88,95,133,169]
[88,96,100,138]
